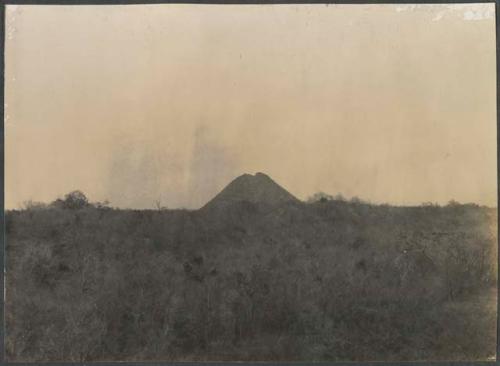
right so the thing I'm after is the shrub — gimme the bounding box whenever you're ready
[51,191,89,210]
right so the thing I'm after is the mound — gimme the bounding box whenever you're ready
[201,172,299,210]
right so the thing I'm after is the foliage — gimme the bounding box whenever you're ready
[22,200,48,211]
[307,192,347,203]
[5,199,497,361]
[51,191,90,210]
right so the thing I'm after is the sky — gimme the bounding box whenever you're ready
[5,3,497,209]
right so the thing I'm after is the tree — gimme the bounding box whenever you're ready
[447,199,461,207]
[333,193,346,201]
[22,200,47,210]
[95,200,111,209]
[350,196,364,204]
[154,197,168,211]
[53,191,89,210]
[307,192,334,203]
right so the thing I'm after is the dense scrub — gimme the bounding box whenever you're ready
[5,200,497,361]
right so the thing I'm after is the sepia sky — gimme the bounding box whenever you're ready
[5,4,497,209]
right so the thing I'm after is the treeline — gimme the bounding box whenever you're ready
[19,190,490,212]
[5,192,498,361]
[20,191,111,211]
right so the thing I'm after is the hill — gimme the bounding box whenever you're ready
[201,172,299,210]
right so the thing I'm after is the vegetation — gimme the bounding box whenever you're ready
[5,192,497,361]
